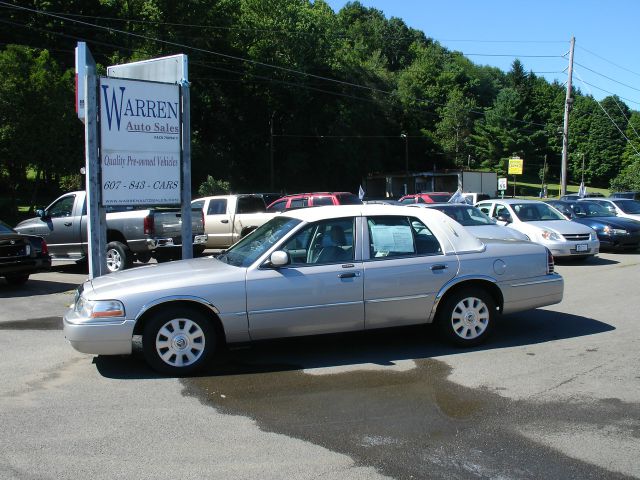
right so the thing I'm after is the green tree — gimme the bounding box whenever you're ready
[198,176,231,196]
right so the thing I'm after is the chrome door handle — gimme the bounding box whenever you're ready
[221,219,229,224]
[338,272,361,279]
[430,264,448,271]
[64,222,72,226]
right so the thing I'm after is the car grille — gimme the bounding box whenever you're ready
[0,240,29,259]
[562,233,591,241]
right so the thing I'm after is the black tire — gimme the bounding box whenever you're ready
[5,274,29,285]
[136,252,152,264]
[240,226,257,238]
[193,245,206,257]
[106,241,132,273]
[142,306,215,375]
[437,287,496,347]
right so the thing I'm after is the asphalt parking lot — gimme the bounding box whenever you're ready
[1,252,639,479]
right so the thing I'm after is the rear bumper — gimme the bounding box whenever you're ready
[0,256,51,276]
[502,274,564,314]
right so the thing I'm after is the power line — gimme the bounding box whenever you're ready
[577,45,640,79]
[573,78,640,107]
[574,70,640,156]
[0,5,558,133]
[573,61,640,94]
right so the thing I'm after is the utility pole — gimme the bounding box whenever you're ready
[560,36,575,197]
[541,154,547,197]
[269,111,276,191]
[401,133,409,195]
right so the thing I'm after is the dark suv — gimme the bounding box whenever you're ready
[267,192,362,212]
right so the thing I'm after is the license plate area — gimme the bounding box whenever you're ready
[575,244,588,252]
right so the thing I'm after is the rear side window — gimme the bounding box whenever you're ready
[191,200,205,211]
[237,196,266,214]
[207,199,227,215]
[267,200,287,213]
[399,197,415,204]
[336,194,363,205]
[476,203,492,215]
[289,198,308,210]
[312,196,334,206]
[367,216,441,259]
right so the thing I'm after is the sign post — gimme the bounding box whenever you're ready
[498,177,507,199]
[76,42,107,278]
[508,156,524,198]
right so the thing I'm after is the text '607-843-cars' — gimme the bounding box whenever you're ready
[63,204,563,375]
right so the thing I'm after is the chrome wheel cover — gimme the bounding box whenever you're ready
[155,318,206,368]
[450,296,490,340]
[106,248,122,272]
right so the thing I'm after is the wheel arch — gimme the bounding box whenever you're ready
[132,297,227,345]
[429,276,504,323]
[107,229,127,245]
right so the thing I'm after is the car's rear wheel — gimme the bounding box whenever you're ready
[142,306,215,375]
[5,274,29,285]
[437,288,495,347]
[106,241,132,272]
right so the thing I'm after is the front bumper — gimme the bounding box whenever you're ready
[63,308,135,355]
[543,238,600,257]
[598,232,640,250]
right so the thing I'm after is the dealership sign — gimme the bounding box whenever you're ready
[99,77,181,205]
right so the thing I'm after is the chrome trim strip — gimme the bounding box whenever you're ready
[510,277,564,287]
[135,295,220,322]
[366,294,430,303]
[250,300,362,315]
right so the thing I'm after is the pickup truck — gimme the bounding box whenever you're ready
[14,191,207,272]
[191,194,276,249]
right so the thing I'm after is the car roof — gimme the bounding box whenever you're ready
[279,204,485,254]
[478,198,546,205]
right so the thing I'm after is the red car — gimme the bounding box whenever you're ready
[399,192,452,204]
[267,192,363,212]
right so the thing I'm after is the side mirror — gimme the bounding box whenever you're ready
[269,250,289,267]
[497,215,511,224]
[36,209,47,219]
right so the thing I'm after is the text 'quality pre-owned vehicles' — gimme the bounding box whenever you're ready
[64,204,563,375]
[476,199,599,260]
[14,191,207,272]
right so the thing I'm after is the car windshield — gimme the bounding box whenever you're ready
[432,206,493,226]
[572,202,616,217]
[336,194,363,205]
[614,200,640,214]
[0,220,15,233]
[216,216,301,267]
[512,203,565,222]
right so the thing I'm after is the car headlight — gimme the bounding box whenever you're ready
[75,296,125,320]
[602,226,627,235]
[540,230,561,241]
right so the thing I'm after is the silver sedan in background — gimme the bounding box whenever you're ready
[64,205,563,375]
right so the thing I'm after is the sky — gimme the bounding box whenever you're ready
[324,0,640,110]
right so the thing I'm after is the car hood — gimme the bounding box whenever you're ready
[521,220,593,234]
[466,225,529,241]
[572,216,640,232]
[87,256,245,299]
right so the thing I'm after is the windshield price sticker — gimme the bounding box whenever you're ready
[99,77,181,206]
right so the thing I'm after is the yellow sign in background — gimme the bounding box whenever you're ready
[508,157,523,175]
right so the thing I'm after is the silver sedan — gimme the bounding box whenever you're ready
[64,205,564,375]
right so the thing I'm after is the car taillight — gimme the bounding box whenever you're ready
[144,215,154,236]
[41,239,48,255]
[546,248,554,274]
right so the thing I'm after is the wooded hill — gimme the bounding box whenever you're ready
[1,0,639,217]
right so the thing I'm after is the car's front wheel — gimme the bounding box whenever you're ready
[142,306,215,375]
[437,288,495,347]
